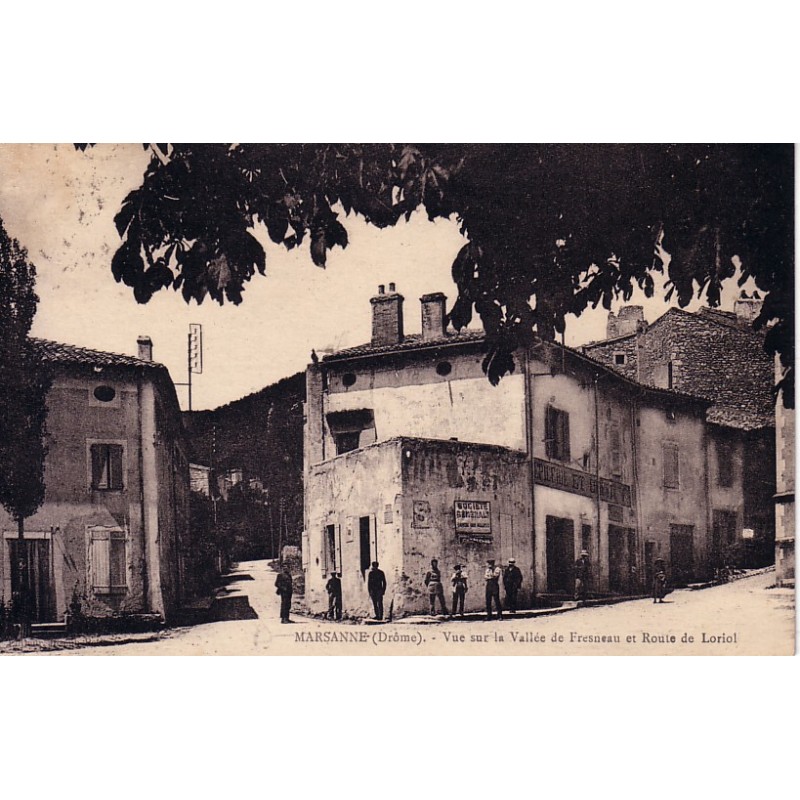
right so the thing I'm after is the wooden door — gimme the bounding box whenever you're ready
[546,516,574,594]
[9,539,56,623]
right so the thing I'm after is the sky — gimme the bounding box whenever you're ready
[0,143,757,410]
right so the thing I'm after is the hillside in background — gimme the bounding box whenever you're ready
[183,371,306,552]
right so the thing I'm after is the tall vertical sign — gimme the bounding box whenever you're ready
[187,323,203,411]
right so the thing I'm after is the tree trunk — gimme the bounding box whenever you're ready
[15,515,31,639]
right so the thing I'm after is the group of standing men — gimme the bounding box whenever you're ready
[426,557,523,619]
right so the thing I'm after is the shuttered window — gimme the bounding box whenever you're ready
[609,425,622,477]
[717,440,733,487]
[90,444,124,490]
[663,442,680,489]
[545,406,571,462]
[90,527,127,594]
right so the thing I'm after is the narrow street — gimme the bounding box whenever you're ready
[48,561,793,656]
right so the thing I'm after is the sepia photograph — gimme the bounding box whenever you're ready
[0,143,794,656]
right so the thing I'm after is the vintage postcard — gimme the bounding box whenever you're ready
[0,144,794,656]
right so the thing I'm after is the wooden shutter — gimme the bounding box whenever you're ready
[91,529,111,592]
[610,425,621,476]
[370,514,378,563]
[559,410,571,462]
[663,443,679,488]
[545,406,555,458]
[109,445,124,489]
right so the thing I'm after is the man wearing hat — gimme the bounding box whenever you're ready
[484,558,503,619]
[424,558,449,616]
[325,571,343,621]
[451,563,468,617]
[574,549,591,603]
[503,558,523,613]
[275,562,294,624]
[367,561,387,620]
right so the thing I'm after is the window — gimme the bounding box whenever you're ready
[663,442,679,489]
[667,361,674,389]
[327,409,375,456]
[436,361,452,376]
[614,353,626,366]
[90,444,124,490]
[334,431,361,455]
[717,441,733,487]
[93,385,116,402]
[609,424,621,477]
[545,405,571,462]
[89,527,127,594]
[342,373,357,387]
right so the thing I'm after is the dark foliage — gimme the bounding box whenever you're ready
[80,144,794,404]
[0,219,51,535]
[183,372,305,557]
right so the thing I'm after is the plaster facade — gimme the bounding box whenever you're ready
[304,286,718,616]
[0,340,190,624]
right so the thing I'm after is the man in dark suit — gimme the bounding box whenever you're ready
[326,572,343,620]
[367,561,387,620]
[275,563,294,623]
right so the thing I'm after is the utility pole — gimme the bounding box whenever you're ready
[176,323,203,411]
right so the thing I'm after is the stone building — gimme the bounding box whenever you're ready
[582,297,776,570]
[303,284,715,618]
[774,357,794,587]
[0,337,190,625]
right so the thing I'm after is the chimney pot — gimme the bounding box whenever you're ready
[607,306,644,339]
[137,336,153,362]
[370,285,404,345]
[378,284,385,295]
[389,282,396,293]
[734,296,763,324]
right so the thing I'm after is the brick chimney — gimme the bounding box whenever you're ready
[607,306,645,339]
[137,335,153,362]
[420,292,447,341]
[734,292,763,324]
[370,283,404,345]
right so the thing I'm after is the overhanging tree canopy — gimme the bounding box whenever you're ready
[77,143,794,403]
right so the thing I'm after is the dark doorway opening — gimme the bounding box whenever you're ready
[712,510,737,568]
[669,524,695,586]
[9,538,56,623]
[359,516,371,577]
[545,516,575,594]
[608,525,635,594]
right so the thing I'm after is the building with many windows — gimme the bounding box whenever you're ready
[0,336,190,625]
[303,285,719,618]
[582,296,776,570]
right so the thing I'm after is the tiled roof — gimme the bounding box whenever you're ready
[707,407,773,431]
[322,329,487,361]
[322,328,709,406]
[583,307,774,430]
[32,338,165,371]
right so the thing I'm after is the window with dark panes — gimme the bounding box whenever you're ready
[717,440,733,487]
[545,405,571,462]
[663,442,679,489]
[91,444,124,489]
